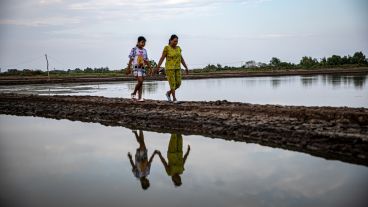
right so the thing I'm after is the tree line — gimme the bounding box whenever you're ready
[1,67,112,76]
[1,51,367,76]
[198,51,368,72]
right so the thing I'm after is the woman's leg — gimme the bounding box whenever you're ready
[133,130,146,149]
[137,76,144,100]
[132,77,141,96]
[172,70,182,101]
[138,130,146,150]
[175,70,182,90]
[166,70,176,100]
[171,88,176,101]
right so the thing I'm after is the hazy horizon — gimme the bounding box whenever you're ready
[0,0,367,71]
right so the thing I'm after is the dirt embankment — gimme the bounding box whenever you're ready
[0,93,367,166]
[0,68,367,85]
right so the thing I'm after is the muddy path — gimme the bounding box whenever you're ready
[1,93,367,166]
[1,68,367,85]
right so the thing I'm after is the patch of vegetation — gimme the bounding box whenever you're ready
[1,52,367,77]
[192,51,368,73]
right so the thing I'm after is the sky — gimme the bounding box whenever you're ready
[0,0,367,71]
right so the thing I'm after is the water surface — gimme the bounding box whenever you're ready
[1,74,367,107]
[1,115,367,207]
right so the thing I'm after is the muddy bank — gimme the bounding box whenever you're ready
[1,93,367,166]
[0,68,367,85]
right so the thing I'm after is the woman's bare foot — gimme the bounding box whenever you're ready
[131,93,136,100]
[166,91,172,102]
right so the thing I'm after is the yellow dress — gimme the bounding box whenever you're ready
[164,45,182,90]
[166,134,184,176]
[164,45,182,70]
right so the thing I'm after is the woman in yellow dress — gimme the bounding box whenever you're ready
[156,34,189,103]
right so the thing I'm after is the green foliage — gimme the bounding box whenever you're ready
[320,57,327,66]
[351,52,367,65]
[300,56,319,68]
[270,57,281,67]
[1,51,367,76]
[269,57,295,69]
[149,60,158,68]
[327,55,342,66]
[2,69,44,76]
[203,64,221,71]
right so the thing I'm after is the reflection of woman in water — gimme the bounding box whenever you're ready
[127,130,157,190]
[156,133,190,187]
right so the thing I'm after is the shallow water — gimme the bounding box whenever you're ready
[1,115,367,207]
[1,74,367,107]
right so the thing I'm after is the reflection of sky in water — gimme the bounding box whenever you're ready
[1,115,367,207]
[0,74,367,107]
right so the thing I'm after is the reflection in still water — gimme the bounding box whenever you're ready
[1,115,367,207]
[128,130,157,190]
[127,81,159,94]
[300,76,319,87]
[320,74,367,89]
[156,133,190,187]
[127,131,191,189]
[271,77,281,88]
[0,74,366,107]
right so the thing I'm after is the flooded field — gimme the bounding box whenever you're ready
[1,74,368,206]
[0,74,367,107]
[1,115,367,207]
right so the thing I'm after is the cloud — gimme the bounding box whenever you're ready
[0,17,81,27]
[68,0,269,11]
[0,0,274,27]
[241,0,272,4]
[39,0,63,5]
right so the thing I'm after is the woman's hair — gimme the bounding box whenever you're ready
[169,34,178,44]
[138,36,146,43]
[136,36,146,47]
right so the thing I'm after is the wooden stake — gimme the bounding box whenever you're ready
[45,54,49,80]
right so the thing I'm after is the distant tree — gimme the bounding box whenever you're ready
[8,69,19,74]
[84,67,93,73]
[327,55,342,66]
[341,56,351,65]
[351,51,367,65]
[270,57,281,67]
[300,56,319,68]
[73,68,82,73]
[92,67,109,73]
[320,57,327,66]
[278,62,294,68]
[33,70,43,75]
[258,62,268,68]
[244,60,257,68]
[203,64,218,71]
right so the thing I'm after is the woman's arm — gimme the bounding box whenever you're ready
[156,150,169,170]
[126,58,134,75]
[128,152,135,169]
[156,50,167,71]
[148,151,157,165]
[183,145,190,165]
[181,55,189,75]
